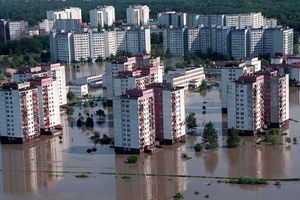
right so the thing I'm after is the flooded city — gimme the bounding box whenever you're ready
[0,63,300,200]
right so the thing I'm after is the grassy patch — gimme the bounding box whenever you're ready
[75,174,89,178]
[122,175,131,179]
[228,176,268,185]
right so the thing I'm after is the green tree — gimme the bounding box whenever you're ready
[186,112,197,131]
[86,117,94,128]
[202,122,218,149]
[194,143,203,152]
[165,48,172,59]
[67,91,76,101]
[227,127,240,148]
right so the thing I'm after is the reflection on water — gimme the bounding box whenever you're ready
[0,66,300,199]
[115,144,187,200]
[1,114,69,195]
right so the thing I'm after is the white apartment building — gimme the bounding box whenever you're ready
[52,19,90,32]
[41,63,67,107]
[186,28,200,55]
[264,18,277,28]
[90,6,115,28]
[104,56,137,100]
[8,20,29,40]
[231,28,250,60]
[225,12,264,29]
[157,12,187,28]
[163,27,187,57]
[227,75,264,135]
[73,32,91,61]
[148,83,186,143]
[220,62,255,112]
[126,27,151,54]
[68,84,88,97]
[164,67,206,90]
[255,70,289,128]
[113,65,163,98]
[126,5,150,26]
[249,28,264,57]
[47,7,82,21]
[38,19,54,35]
[29,77,61,133]
[116,30,127,52]
[50,27,151,62]
[113,88,155,154]
[0,82,40,144]
[11,64,67,107]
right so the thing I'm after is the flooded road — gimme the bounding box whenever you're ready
[0,64,300,199]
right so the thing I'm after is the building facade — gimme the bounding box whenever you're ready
[0,82,40,144]
[126,5,150,26]
[89,6,115,28]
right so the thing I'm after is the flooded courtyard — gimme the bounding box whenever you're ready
[0,63,300,200]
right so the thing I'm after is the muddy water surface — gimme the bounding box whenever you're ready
[0,64,300,200]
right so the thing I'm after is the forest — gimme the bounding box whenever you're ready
[0,0,299,32]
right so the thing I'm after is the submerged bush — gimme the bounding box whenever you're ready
[125,155,138,164]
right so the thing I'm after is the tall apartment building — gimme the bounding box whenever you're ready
[148,83,186,143]
[11,63,67,107]
[113,65,163,97]
[164,67,206,90]
[126,5,150,26]
[0,19,9,43]
[50,27,151,62]
[38,19,54,35]
[249,28,264,57]
[225,12,264,29]
[186,28,200,55]
[29,77,61,134]
[231,28,250,60]
[255,70,289,128]
[52,19,90,32]
[163,27,187,57]
[220,61,255,112]
[89,6,115,28]
[0,82,40,144]
[264,27,294,56]
[113,88,155,154]
[227,75,264,135]
[105,55,163,101]
[157,12,187,28]
[264,18,277,28]
[7,20,29,40]
[47,7,82,21]
[126,27,151,54]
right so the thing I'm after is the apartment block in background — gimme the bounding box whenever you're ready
[90,6,115,28]
[113,88,155,154]
[7,20,29,40]
[126,5,150,26]
[157,12,187,28]
[0,82,40,144]
[47,7,82,21]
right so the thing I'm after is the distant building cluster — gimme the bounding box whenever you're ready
[0,19,29,42]
[0,63,67,144]
[163,25,293,59]
[159,11,293,59]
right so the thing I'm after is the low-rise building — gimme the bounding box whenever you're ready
[164,67,205,90]
[68,84,88,97]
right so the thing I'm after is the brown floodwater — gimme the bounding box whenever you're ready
[0,64,300,200]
